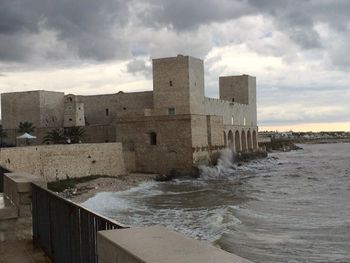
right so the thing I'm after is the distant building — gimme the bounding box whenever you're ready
[1,55,258,175]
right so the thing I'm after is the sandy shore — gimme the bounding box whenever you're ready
[59,173,158,203]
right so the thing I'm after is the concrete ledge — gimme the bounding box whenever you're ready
[4,173,43,193]
[97,226,252,263]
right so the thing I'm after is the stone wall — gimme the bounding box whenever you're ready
[116,115,194,175]
[0,143,127,181]
[75,91,154,126]
[204,98,256,127]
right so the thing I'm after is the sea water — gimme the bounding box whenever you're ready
[83,143,350,263]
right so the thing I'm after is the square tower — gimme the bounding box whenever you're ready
[219,75,256,105]
[64,95,85,127]
[152,55,205,116]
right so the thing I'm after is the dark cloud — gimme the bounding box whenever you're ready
[0,0,130,62]
[138,0,252,31]
[1,0,350,66]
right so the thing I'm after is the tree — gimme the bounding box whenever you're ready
[43,128,65,144]
[17,121,35,134]
[65,126,85,144]
[0,126,7,146]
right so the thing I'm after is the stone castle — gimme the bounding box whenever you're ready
[1,55,258,175]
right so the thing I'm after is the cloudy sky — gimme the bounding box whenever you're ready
[1,0,350,131]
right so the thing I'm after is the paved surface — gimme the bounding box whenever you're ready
[0,240,50,263]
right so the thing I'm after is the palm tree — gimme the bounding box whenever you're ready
[0,126,7,146]
[65,126,85,144]
[43,128,65,144]
[17,121,35,134]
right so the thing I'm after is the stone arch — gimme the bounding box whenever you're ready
[228,130,234,149]
[247,130,252,151]
[234,130,241,152]
[241,130,247,152]
[253,130,258,150]
[223,131,227,146]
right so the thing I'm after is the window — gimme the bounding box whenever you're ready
[244,117,246,126]
[149,132,157,145]
[105,108,109,116]
[69,118,72,122]
[69,97,73,102]
[232,98,235,102]
[168,108,176,115]
[231,116,234,125]
[169,81,173,87]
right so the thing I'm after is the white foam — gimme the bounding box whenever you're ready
[199,149,238,179]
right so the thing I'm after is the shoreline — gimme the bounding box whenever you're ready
[58,173,158,203]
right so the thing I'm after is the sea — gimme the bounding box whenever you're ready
[83,143,350,263]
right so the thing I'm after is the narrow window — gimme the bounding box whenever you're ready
[149,132,157,145]
[231,116,234,125]
[69,97,73,102]
[69,118,72,122]
[232,98,235,102]
[105,108,109,116]
[244,117,246,126]
[168,108,176,115]
[169,81,173,87]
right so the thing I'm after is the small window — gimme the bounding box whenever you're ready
[169,81,173,87]
[231,116,234,125]
[123,107,127,110]
[232,98,235,102]
[105,108,109,116]
[168,108,176,116]
[244,117,246,126]
[69,118,72,122]
[69,97,73,102]
[78,107,81,110]
[149,132,157,145]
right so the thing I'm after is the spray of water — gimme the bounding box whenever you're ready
[199,148,237,179]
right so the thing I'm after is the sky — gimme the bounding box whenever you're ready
[0,0,350,132]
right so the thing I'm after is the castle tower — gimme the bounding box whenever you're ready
[63,95,85,127]
[219,75,256,106]
[152,55,205,116]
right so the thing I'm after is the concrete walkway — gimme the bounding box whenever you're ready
[0,240,50,263]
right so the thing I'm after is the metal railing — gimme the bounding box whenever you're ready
[32,183,127,263]
[0,166,10,192]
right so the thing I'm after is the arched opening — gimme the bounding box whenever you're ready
[247,130,252,151]
[223,131,227,146]
[234,131,240,152]
[241,130,247,152]
[253,130,258,150]
[149,132,157,145]
[228,130,234,149]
